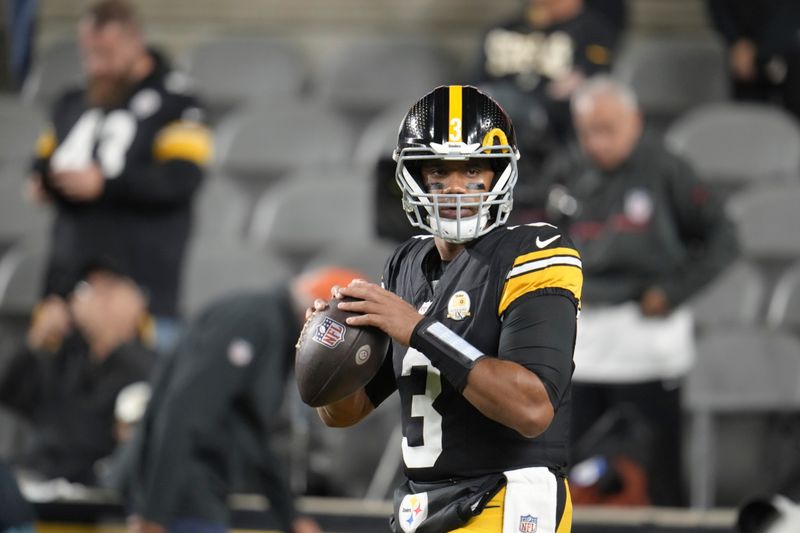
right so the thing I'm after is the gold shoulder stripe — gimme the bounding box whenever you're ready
[499,248,583,316]
[153,120,213,165]
[512,246,580,269]
[35,126,56,159]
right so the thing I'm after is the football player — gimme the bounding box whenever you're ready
[312,85,581,532]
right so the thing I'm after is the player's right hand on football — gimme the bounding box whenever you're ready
[338,279,423,346]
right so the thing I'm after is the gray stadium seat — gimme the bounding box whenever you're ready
[0,237,48,317]
[213,97,354,196]
[179,237,292,317]
[304,239,398,284]
[21,38,83,109]
[0,162,52,246]
[192,175,250,240]
[182,36,307,122]
[613,36,728,122]
[665,103,800,188]
[727,183,800,260]
[315,39,456,129]
[247,167,372,267]
[0,238,46,462]
[0,94,45,164]
[766,261,800,332]
[687,328,800,411]
[685,327,800,507]
[689,260,767,331]
[351,103,408,171]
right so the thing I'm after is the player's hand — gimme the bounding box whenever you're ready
[298,297,331,350]
[304,296,331,321]
[291,516,323,533]
[126,515,166,533]
[730,38,757,81]
[546,70,585,100]
[337,279,423,346]
[640,287,670,317]
[50,164,105,201]
[25,172,50,205]
[27,295,72,352]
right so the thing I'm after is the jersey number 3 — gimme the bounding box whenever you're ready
[401,348,443,468]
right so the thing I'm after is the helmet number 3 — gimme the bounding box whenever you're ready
[449,117,462,143]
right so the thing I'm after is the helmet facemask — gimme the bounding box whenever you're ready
[395,144,518,244]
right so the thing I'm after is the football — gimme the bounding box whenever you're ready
[295,297,390,407]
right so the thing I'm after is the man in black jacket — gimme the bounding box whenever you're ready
[707,0,800,119]
[26,0,211,349]
[476,0,616,146]
[0,263,156,485]
[123,267,365,533]
[536,76,739,506]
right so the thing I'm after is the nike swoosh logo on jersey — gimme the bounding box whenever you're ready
[535,234,561,248]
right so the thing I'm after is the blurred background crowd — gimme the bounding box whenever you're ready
[1,0,800,532]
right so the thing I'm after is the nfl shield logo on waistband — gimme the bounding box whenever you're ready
[313,317,346,349]
[519,514,537,532]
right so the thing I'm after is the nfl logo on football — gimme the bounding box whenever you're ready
[518,514,537,532]
[313,318,346,349]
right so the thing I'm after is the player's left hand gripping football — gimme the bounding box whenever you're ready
[337,280,423,346]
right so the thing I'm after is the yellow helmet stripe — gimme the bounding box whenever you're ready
[448,85,463,142]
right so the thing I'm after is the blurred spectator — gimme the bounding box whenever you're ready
[0,262,156,486]
[26,0,211,350]
[121,267,365,533]
[585,0,628,45]
[535,76,738,505]
[94,381,152,489]
[475,0,616,151]
[738,494,800,533]
[0,461,35,533]
[707,0,800,119]
[6,0,38,88]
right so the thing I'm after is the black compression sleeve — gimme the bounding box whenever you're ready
[499,292,577,408]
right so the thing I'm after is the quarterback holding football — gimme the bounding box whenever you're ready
[308,85,581,533]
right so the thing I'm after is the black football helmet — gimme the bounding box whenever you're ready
[393,85,520,243]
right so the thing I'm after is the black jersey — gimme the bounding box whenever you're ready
[367,223,582,482]
[32,50,210,316]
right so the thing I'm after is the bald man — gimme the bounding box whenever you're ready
[535,76,739,506]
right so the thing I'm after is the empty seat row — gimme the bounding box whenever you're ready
[18,33,737,131]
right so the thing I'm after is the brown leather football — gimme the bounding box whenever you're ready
[295,297,390,407]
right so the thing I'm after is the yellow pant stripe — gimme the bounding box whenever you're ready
[557,479,573,533]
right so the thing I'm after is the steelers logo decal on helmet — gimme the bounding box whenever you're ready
[393,85,520,243]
